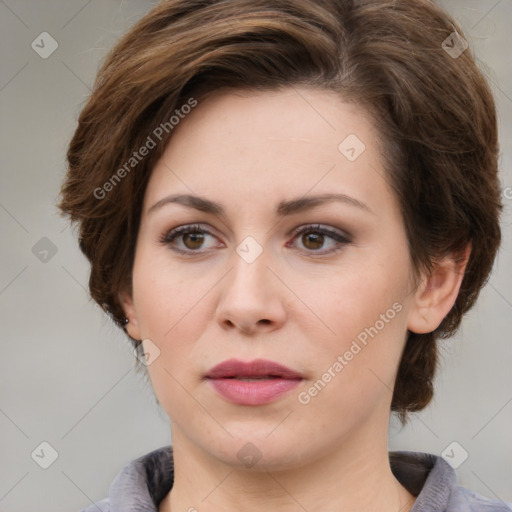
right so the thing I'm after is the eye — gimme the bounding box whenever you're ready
[160,223,351,256]
[288,224,351,255]
[159,224,222,254]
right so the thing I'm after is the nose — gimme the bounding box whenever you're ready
[215,247,287,335]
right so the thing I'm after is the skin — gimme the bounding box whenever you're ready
[121,87,469,512]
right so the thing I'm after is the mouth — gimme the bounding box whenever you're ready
[205,359,303,406]
[206,358,303,380]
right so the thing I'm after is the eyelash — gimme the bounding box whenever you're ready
[159,223,352,256]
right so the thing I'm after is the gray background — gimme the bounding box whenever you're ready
[0,1,510,510]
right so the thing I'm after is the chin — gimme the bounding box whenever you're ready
[207,433,319,473]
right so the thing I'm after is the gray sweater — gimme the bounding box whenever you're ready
[81,446,511,511]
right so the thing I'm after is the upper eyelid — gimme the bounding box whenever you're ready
[290,223,351,238]
[161,224,218,242]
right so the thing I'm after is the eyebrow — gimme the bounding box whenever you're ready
[147,192,374,217]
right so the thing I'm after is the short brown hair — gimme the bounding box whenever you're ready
[59,0,502,423]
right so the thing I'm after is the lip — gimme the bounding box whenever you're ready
[205,358,303,406]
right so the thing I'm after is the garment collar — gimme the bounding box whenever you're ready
[107,447,456,511]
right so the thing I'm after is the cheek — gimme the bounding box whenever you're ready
[130,251,218,407]
[294,281,408,429]
[312,256,409,351]
[131,242,217,340]
[301,250,411,404]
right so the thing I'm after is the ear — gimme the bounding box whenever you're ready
[119,288,142,341]
[407,243,471,334]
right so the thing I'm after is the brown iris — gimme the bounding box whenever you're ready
[302,231,324,250]
[183,231,205,250]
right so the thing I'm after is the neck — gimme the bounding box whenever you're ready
[160,419,416,512]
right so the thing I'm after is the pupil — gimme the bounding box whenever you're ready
[303,232,323,250]
[184,232,204,249]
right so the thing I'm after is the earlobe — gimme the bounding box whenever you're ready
[119,289,142,340]
[407,244,471,334]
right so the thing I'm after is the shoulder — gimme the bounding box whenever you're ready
[449,486,512,512]
[77,445,173,511]
[389,451,511,512]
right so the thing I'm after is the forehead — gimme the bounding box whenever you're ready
[144,87,394,218]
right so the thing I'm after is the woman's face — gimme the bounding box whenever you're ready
[123,87,422,470]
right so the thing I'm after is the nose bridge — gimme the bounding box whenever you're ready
[229,236,272,297]
[215,235,286,332]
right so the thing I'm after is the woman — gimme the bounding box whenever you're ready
[59,0,509,510]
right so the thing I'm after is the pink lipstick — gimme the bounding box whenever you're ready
[205,358,303,405]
